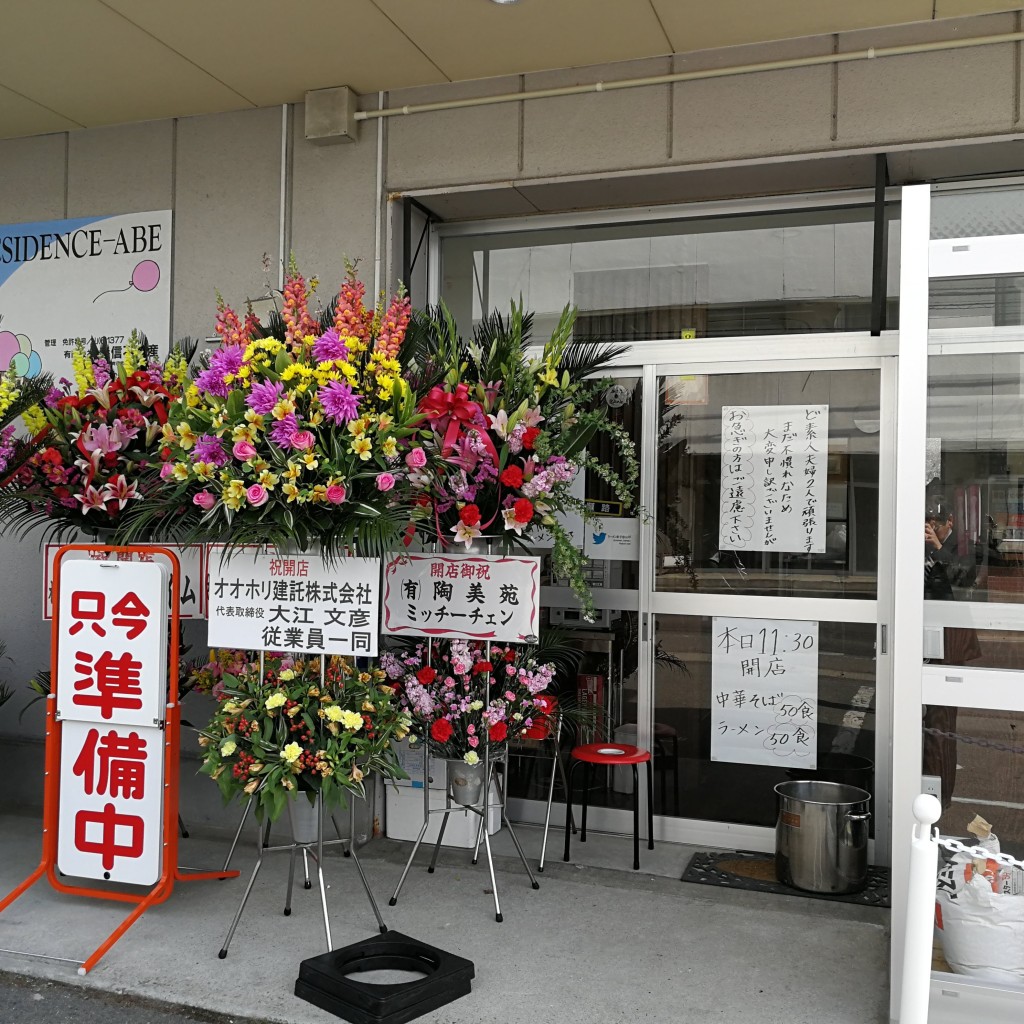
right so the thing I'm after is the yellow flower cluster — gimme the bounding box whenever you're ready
[72,342,95,397]
[163,349,190,384]
[22,405,47,436]
[121,331,146,375]
[0,372,20,420]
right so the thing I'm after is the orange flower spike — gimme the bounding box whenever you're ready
[333,267,372,346]
[282,269,310,350]
[215,291,247,346]
[374,290,412,360]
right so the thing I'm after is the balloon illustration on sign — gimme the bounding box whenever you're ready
[92,259,160,303]
[0,326,42,378]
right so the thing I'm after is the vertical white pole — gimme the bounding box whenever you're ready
[899,794,942,1024]
[890,183,931,1021]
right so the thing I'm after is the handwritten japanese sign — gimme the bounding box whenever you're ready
[207,549,381,656]
[719,405,828,554]
[710,616,818,769]
[54,556,170,884]
[43,543,204,620]
[382,553,540,642]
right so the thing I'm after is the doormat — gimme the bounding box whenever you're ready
[681,851,890,908]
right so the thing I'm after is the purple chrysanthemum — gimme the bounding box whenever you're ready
[246,379,283,416]
[210,345,244,379]
[194,367,228,397]
[312,329,349,364]
[193,433,228,467]
[270,413,299,448]
[320,380,360,424]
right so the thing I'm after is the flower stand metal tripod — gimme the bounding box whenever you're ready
[218,789,386,959]
[388,742,539,922]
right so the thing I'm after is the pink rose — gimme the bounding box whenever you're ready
[405,447,427,469]
[193,491,216,511]
[159,462,175,480]
[290,430,315,451]
[246,484,269,508]
[326,484,347,505]
[376,472,396,492]
[232,440,257,461]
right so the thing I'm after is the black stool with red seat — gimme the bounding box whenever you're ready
[563,742,654,871]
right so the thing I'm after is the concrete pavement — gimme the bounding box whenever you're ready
[0,809,889,1024]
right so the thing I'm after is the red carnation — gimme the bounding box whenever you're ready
[472,661,493,676]
[459,503,481,527]
[513,498,534,525]
[416,666,437,685]
[523,427,541,450]
[500,465,523,489]
[489,722,508,743]
[504,649,516,662]
[430,718,453,743]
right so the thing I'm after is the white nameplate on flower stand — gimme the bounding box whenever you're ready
[382,553,540,643]
[207,547,380,655]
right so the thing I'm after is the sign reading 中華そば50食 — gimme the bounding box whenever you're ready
[382,553,540,643]
[719,405,827,554]
[0,212,171,380]
[710,616,818,769]
[55,557,169,885]
[207,549,381,656]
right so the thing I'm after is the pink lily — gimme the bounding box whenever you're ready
[102,475,139,509]
[76,485,107,514]
[80,422,127,457]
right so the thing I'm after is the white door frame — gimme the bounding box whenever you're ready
[506,340,898,861]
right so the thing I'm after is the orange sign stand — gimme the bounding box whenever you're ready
[0,545,238,974]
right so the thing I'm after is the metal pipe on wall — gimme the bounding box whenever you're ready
[355,30,1024,122]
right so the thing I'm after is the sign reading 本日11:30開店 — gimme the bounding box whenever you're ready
[709,616,819,770]
[206,549,381,656]
[381,553,540,643]
[55,558,169,886]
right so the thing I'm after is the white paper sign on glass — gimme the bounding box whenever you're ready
[382,553,540,643]
[55,559,170,728]
[207,549,381,656]
[57,720,165,885]
[719,404,828,554]
[43,543,205,620]
[709,616,819,769]
[584,516,640,561]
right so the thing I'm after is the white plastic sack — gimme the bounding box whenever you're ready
[937,878,1024,984]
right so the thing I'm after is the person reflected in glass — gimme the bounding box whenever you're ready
[922,493,983,809]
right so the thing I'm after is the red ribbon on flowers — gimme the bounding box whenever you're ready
[419,383,482,457]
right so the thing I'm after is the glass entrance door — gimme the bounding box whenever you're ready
[643,358,895,858]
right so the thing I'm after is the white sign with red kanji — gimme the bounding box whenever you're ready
[57,720,165,885]
[207,549,381,656]
[382,554,540,642]
[43,543,205,620]
[55,559,170,728]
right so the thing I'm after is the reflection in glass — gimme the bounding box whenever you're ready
[653,616,876,828]
[441,206,900,343]
[925,355,1024,610]
[655,370,881,598]
[925,707,1024,860]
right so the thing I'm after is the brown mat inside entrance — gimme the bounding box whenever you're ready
[682,851,890,907]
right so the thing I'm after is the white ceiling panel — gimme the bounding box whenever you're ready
[100,0,449,105]
[0,0,249,131]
